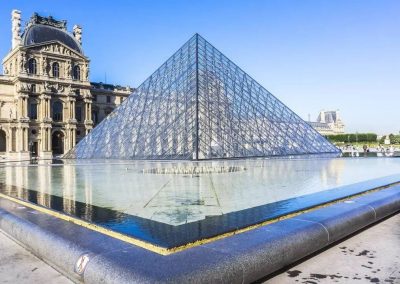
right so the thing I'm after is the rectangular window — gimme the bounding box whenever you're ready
[31,84,36,93]
[93,95,97,102]
[29,103,37,120]
[76,106,82,122]
[107,96,111,103]
[92,110,98,124]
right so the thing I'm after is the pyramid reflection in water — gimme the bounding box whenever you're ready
[65,34,339,160]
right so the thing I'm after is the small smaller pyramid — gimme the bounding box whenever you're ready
[65,34,339,160]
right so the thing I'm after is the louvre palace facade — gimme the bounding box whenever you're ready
[0,10,132,160]
[308,110,345,136]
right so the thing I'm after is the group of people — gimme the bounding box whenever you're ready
[339,144,399,155]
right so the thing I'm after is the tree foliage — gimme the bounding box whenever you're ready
[389,134,400,144]
[325,133,377,143]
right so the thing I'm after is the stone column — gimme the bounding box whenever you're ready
[16,128,21,151]
[88,102,92,120]
[24,127,28,151]
[69,101,72,120]
[47,99,51,119]
[72,129,76,146]
[22,97,28,118]
[84,102,88,121]
[71,100,75,120]
[40,128,45,152]
[47,128,51,151]
[68,129,75,151]
[16,99,21,118]
[39,94,50,121]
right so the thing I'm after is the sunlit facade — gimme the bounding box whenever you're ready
[0,11,132,160]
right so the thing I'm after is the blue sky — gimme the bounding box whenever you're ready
[0,1,399,134]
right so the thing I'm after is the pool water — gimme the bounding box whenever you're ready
[0,156,399,248]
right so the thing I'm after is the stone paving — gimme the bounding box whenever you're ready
[265,213,400,284]
[0,230,72,284]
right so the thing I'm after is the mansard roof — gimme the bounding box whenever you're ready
[21,13,82,54]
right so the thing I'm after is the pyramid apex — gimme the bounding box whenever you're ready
[193,33,205,40]
[65,35,339,160]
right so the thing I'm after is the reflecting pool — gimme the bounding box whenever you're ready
[0,156,399,248]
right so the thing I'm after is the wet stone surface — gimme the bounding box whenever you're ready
[265,214,400,284]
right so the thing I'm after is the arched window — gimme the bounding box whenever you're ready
[52,101,63,122]
[73,65,80,80]
[28,58,37,74]
[52,131,64,155]
[0,130,6,152]
[52,62,59,78]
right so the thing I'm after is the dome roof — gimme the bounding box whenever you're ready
[22,24,82,54]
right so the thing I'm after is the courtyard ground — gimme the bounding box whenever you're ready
[264,213,400,284]
[0,214,398,284]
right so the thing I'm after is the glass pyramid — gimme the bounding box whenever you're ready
[65,34,339,160]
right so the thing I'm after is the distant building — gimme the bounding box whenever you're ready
[0,10,133,160]
[308,110,345,135]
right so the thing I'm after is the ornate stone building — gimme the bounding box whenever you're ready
[0,10,132,160]
[308,110,345,135]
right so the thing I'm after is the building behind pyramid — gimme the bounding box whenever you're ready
[64,34,339,160]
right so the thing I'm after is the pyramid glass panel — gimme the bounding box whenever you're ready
[64,34,339,160]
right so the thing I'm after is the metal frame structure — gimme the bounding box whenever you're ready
[65,34,339,160]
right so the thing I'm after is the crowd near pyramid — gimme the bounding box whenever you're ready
[64,34,339,160]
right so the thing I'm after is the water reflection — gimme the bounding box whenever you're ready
[0,157,399,248]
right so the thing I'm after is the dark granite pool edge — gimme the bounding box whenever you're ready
[0,185,399,283]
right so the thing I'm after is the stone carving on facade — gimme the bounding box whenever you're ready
[29,13,67,30]
[41,57,48,75]
[57,83,65,93]
[44,81,65,93]
[1,11,132,159]
[44,81,52,92]
[11,10,21,49]
[73,25,82,45]
[64,84,72,95]
[19,54,25,73]
[71,88,79,96]
[19,82,33,92]
[42,43,73,56]
[66,61,72,78]
[84,63,89,81]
